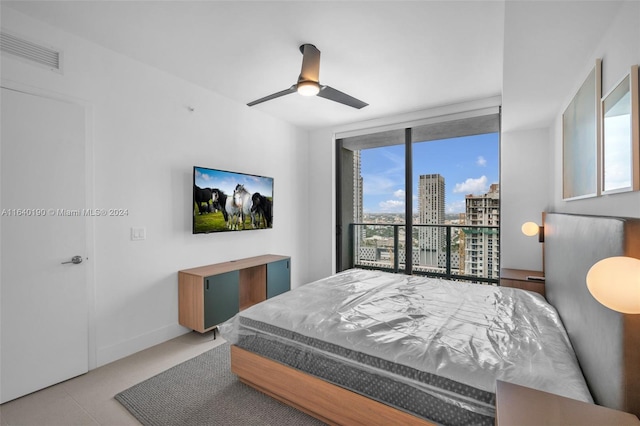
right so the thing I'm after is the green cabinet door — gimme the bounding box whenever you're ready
[204,270,239,329]
[266,258,290,299]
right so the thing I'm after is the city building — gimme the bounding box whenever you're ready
[418,174,445,267]
[353,150,363,225]
[353,150,365,260]
[464,183,500,279]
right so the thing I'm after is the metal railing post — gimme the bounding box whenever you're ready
[445,226,452,279]
[349,223,354,268]
[393,225,399,273]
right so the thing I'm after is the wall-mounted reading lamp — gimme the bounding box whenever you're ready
[522,222,544,243]
[586,256,640,314]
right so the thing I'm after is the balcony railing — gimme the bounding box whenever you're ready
[350,223,500,285]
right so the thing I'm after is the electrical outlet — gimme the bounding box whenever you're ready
[131,227,146,241]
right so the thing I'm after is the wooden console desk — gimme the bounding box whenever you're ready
[178,254,290,333]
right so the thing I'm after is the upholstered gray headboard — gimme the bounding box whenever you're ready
[544,212,640,417]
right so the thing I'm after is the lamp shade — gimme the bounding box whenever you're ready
[521,222,540,237]
[586,256,640,314]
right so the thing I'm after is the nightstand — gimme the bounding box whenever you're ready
[496,380,640,426]
[499,268,545,298]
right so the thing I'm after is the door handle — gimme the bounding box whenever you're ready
[61,255,83,265]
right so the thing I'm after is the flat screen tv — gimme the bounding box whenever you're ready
[193,166,274,234]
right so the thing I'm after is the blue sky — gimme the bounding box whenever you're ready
[195,167,273,197]
[360,133,499,214]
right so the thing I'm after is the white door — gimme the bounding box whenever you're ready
[1,87,89,403]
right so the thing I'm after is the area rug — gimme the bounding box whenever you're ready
[115,343,326,426]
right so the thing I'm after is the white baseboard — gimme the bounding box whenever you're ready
[96,323,189,368]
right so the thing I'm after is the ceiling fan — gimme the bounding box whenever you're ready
[247,44,368,109]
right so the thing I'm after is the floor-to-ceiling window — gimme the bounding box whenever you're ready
[336,105,500,283]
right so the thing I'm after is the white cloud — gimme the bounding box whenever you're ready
[446,200,466,214]
[453,175,488,194]
[378,199,405,212]
[393,189,405,199]
[476,156,487,167]
[362,175,399,195]
[195,169,211,182]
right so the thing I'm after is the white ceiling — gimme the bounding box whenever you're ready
[502,0,624,132]
[3,1,625,132]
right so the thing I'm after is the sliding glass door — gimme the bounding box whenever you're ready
[337,107,500,283]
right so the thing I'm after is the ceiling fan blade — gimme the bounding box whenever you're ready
[317,85,369,109]
[298,44,321,83]
[247,85,296,107]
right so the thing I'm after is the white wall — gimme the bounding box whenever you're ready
[500,127,550,271]
[550,1,640,217]
[307,129,336,282]
[1,8,310,368]
[498,1,640,272]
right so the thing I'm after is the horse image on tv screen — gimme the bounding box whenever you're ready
[193,166,273,234]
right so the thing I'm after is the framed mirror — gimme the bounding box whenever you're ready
[601,65,639,194]
[563,59,601,200]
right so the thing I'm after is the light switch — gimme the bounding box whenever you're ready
[131,227,146,241]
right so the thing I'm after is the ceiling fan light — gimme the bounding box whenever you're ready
[297,81,320,96]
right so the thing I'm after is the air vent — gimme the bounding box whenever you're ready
[1,30,61,72]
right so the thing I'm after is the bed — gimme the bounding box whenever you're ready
[218,212,640,425]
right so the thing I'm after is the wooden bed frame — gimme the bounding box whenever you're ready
[230,212,640,424]
[231,345,435,426]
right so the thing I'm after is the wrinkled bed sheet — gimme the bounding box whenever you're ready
[219,269,591,421]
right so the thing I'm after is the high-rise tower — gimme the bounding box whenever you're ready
[464,183,500,279]
[354,150,363,224]
[418,174,445,267]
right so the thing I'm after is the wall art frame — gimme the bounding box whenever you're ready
[600,65,640,194]
[562,59,602,200]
